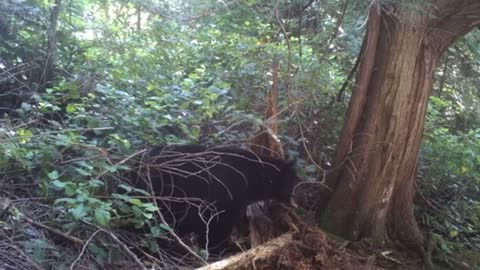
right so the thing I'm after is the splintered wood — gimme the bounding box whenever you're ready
[197,228,368,270]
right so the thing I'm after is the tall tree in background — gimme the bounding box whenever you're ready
[41,0,61,91]
[319,0,480,253]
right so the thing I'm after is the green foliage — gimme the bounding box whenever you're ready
[418,95,480,264]
[2,0,480,268]
[1,0,275,246]
[0,7,357,267]
[416,31,480,262]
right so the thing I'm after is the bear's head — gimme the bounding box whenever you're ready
[274,160,300,205]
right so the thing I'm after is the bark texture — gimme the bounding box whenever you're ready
[250,57,284,159]
[319,0,480,253]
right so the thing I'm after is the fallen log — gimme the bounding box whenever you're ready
[197,228,367,270]
[197,233,292,270]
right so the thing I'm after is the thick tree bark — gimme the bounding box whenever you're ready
[318,0,480,253]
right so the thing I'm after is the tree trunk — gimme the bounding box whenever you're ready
[250,56,284,159]
[317,1,480,253]
[136,4,141,33]
[40,0,61,91]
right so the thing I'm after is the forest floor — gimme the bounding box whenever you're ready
[197,227,425,270]
[0,177,477,270]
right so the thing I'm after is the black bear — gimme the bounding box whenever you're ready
[128,144,299,251]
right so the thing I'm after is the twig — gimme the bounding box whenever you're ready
[336,33,364,102]
[92,149,148,180]
[326,0,349,49]
[145,166,208,265]
[82,220,148,270]
[200,209,226,261]
[69,229,102,270]
[415,181,459,223]
[118,149,148,165]
[23,216,85,245]
[103,229,148,270]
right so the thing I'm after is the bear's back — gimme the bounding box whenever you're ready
[127,144,299,249]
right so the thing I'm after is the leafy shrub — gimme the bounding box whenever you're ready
[418,96,480,261]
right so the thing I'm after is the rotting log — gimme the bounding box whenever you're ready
[197,234,292,270]
[197,228,365,270]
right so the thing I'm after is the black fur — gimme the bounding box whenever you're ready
[129,144,299,250]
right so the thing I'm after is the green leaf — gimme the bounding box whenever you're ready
[160,223,172,231]
[88,244,108,264]
[88,179,104,187]
[25,239,48,264]
[129,198,144,206]
[143,212,153,219]
[75,168,92,176]
[143,203,159,212]
[51,180,66,188]
[112,193,130,201]
[66,104,76,113]
[76,192,89,203]
[132,206,143,217]
[17,128,33,143]
[104,165,118,173]
[150,226,163,236]
[76,161,94,170]
[65,184,77,196]
[449,230,459,238]
[72,204,87,220]
[118,184,133,192]
[133,220,144,229]
[188,73,200,80]
[48,171,59,180]
[95,208,111,226]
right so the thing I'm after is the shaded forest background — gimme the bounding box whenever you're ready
[1,0,480,269]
